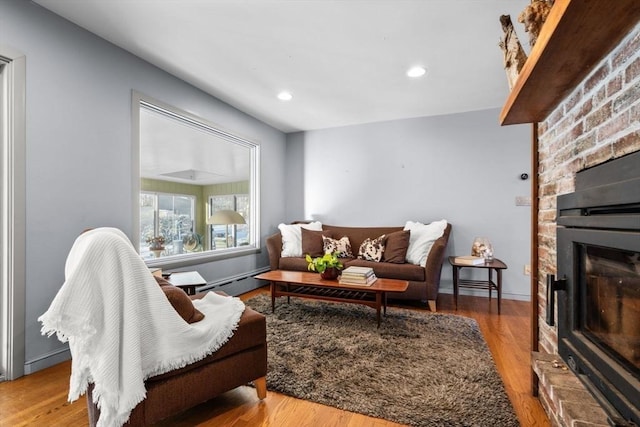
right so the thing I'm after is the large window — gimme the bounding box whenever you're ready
[140,192,197,259]
[132,92,260,267]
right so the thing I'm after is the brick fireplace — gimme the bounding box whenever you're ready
[535,21,640,426]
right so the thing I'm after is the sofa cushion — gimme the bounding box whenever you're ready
[323,235,353,258]
[278,221,322,257]
[279,256,311,272]
[404,220,448,267]
[383,230,411,263]
[357,234,386,262]
[345,259,425,282]
[301,228,332,257]
[154,276,205,324]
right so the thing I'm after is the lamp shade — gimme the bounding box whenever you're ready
[206,210,246,225]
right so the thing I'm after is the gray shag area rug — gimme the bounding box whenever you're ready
[246,294,519,427]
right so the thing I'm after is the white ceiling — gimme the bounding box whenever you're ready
[34,0,531,133]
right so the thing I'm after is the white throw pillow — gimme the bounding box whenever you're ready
[403,220,448,267]
[278,222,323,257]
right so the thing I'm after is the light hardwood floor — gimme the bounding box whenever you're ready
[0,288,550,426]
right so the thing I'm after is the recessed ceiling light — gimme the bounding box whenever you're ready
[407,66,427,78]
[277,91,293,101]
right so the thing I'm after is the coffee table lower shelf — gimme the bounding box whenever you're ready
[276,283,385,320]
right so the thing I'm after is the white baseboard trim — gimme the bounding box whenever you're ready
[198,266,270,294]
[24,346,71,375]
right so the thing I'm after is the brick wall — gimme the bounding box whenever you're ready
[535,22,640,425]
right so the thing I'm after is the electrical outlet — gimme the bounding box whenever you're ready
[524,264,531,276]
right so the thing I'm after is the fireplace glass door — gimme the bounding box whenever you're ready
[581,245,640,376]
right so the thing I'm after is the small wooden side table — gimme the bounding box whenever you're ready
[166,271,206,295]
[448,256,508,314]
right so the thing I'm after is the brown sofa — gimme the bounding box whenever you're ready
[266,222,452,311]
[86,293,267,426]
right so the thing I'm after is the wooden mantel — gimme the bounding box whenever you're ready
[500,0,640,126]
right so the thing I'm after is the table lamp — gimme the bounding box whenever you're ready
[206,210,246,248]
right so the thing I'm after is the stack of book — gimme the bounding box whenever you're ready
[339,266,377,286]
[454,255,486,265]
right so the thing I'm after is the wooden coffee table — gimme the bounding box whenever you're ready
[255,270,408,327]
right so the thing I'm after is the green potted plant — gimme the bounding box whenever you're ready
[305,252,343,280]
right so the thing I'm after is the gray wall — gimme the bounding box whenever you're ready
[284,132,306,221]
[287,109,532,300]
[1,1,287,372]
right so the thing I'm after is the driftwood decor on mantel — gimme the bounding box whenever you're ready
[518,0,554,47]
[499,14,528,91]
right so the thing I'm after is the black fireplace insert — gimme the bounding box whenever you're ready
[555,151,640,426]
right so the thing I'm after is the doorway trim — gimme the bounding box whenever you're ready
[1,45,26,381]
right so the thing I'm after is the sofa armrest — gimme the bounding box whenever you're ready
[423,223,452,299]
[265,233,283,271]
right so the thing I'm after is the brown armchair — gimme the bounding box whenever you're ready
[87,291,267,426]
[39,227,267,427]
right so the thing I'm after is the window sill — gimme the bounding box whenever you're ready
[145,246,261,269]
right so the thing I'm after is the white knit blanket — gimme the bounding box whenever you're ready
[38,228,245,427]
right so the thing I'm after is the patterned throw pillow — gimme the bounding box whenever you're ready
[358,234,387,262]
[322,235,353,258]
